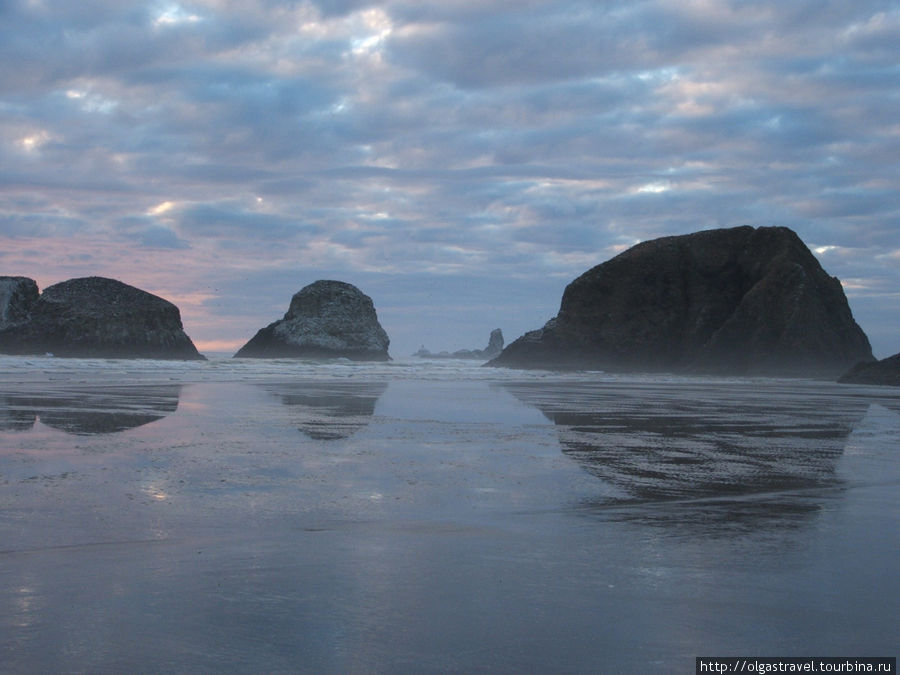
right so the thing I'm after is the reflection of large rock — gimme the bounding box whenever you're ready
[236,281,390,361]
[0,276,204,360]
[503,381,867,506]
[0,385,181,435]
[264,381,387,439]
[838,352,900,387]
[489,227,873,377]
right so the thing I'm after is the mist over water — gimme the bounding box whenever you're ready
[1,357,897,673]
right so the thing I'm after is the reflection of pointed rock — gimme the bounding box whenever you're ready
[0,385,181,435]
[265,382,387,440]
[503,381,867,504]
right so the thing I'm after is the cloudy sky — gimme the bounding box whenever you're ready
[2,0,898,357]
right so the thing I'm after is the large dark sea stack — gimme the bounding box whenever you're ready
[489,226,873,377]
[235,280,390,361]
[838,353,900,386]
[0,276,204,360]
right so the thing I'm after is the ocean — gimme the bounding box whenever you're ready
[1,355,897,673]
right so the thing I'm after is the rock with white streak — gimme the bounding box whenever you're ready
[235,280,390,361]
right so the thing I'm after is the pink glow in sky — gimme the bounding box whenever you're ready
[2,2,898,357]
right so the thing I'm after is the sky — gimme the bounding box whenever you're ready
[1,0,898,358]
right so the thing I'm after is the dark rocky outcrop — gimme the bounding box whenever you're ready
[235,280,390,361]
[0,277,39,330]
[838,353,900,386]
[488,226,873,377]
[0,276,204,360]
[415,328,504,360]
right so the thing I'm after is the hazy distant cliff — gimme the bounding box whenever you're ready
[415,328,504,360]
[488,226,873,377]
[838,352,900,386]
[0,276,204,360]
[235,280,390,361]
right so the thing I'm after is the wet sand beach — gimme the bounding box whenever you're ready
[1,357,898,673]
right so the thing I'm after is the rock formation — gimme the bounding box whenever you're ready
[838,352,900,386]
[415,328,504,360]
[488,226,873,377]
[484,328,504,358]
[0,277,39,331]
[0,276,204,360]
[235,280,390,361]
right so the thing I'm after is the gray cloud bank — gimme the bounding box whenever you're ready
[1,1,898,356]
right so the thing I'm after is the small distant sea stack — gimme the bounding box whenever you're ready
[488,226,873,377]
[235,280,391,361]
[414,328,504,360]
[482,328,504,359]
[0,276,205,360]
[838,353,900,386]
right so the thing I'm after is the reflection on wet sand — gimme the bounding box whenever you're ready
[0,374,897,672]
[0,399,36,432]
[0,385,181,435]
[263,382,387,440]
[503,380,869,530]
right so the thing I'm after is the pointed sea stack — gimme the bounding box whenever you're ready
[488,226,873,377]
[235,280,390,361]
[0,276,204,359]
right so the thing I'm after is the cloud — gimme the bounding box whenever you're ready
[0,211,88,237]
[171,202,321,242]
[116,215,191,249]
[0,0,897,357]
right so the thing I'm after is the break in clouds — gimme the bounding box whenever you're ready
[1,0,898,355]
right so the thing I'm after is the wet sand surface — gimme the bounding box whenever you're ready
[1,359,898,673]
